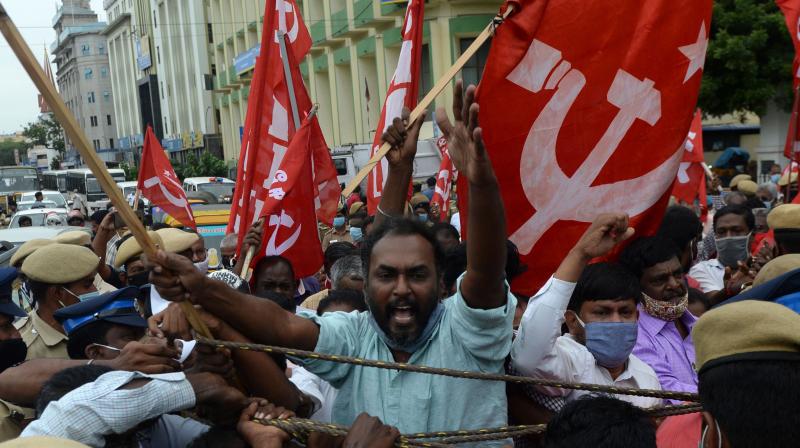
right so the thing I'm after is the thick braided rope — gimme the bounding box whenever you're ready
[197,337,698,402]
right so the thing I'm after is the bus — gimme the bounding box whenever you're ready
[0,166,40,211]
[66,168,126,212]
[42,170,68,193]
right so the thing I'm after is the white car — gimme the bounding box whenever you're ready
[182,177,235,203]
[9,208,69,228]
[19,190,68,209]
[116,181,152,207]
[16,200,59,211]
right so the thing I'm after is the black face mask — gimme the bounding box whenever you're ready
[0,338,27,373]
[127,271,150,288]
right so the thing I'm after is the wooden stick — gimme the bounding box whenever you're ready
[0,3,211,338]
[341,6,514,198]
[132,188,141,211]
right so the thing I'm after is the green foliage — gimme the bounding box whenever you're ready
[0,141,28,166]
[119,161,138,181]
[50,155,62,170]
[699,0,795,116]
[22,115,65,155]
[174,151,228,179]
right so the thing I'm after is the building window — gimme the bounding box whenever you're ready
[90,116,98,127]
[107,115,112,126]
[93,139,100,150]
[153,11,157,28]
[207,23,214,44]
[81,44,90,56]
[98,44,106,55]
[100,67,108,78]
[418,44,433,107]
[84,68,93,79]
[103,91,111,101]
[164,117,169,134]
[88,92,95,103]
[460,37,491,87]
[109,138,114,149]
[157,46,161,64]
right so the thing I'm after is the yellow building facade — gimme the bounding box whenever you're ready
[208,0,503,166]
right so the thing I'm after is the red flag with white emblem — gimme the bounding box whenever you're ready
[777,1,800,160]
[671,109,706,205]
[255,116,323,277]
[472,0,712,295]
[366,0,424,215]
[430,137,456,222]
[227,0,320,252]
[137,126,196,229]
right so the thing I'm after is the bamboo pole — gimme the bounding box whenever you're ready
[340,6,514,198]
[0,2,211,338]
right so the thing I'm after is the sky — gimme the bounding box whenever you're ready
[0,1,106,134]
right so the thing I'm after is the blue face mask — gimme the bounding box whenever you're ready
[417,213,428,223]
[63,287,101,303]
[350,227,363,241]
[771,174,781,184]
[333,216,346,228]
[576,316,638,368]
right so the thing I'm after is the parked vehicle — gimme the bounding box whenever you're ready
[42,170,68,193]
[20,190,68,209]
[66,168,126,212]
[16,200,59,211]
[182,177,235,204]
[0,226,90,268]
[0,166,40,213]
[331,140,442,189]
[9,208,69,228]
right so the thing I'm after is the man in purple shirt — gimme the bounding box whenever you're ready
[619,236,698,399]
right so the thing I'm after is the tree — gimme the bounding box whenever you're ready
[174,151,228,178]
[698,0,795,117]
[119,161,138,181]
[50,155,62,170]
[0,141,27,166]
[22,115,65,156]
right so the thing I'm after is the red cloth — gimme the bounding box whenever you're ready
[656,412,703,448]
[469,0,712,295]
[430,137,456,221]
[366,0,424,215]
[671,110,707,206]
[137,126,196,229]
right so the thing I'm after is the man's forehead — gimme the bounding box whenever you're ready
[644,258,681,277]
[370,233,435,269]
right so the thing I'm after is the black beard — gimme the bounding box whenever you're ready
[365,286,441,344]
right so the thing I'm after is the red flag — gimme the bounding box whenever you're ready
[366,0,424,215]
[671,109,707,205]
[255,116,323,277]
[137,126,196,229]
[227,0,321,250]
[430,137,456,221]
[473,0,712,295]
[777,1,800,160]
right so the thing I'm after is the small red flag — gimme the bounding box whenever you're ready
[671,110,707,205]
[137,126,196,229]
[430,137,456,222]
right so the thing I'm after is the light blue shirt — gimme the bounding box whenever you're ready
[296,276,515,447]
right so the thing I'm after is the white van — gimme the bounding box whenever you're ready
[182,177,235,203]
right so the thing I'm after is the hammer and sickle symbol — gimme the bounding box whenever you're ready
[508,39,683,255]
[266,210,302,256]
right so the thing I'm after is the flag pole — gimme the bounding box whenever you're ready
[341,5,515,198]
[0,2,212,339]
[240,32,304,282]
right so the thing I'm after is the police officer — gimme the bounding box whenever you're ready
[53,287,147,361]
[0,268,33,441]
[16,244,100,360]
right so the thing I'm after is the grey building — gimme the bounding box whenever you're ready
[52,0,120,166]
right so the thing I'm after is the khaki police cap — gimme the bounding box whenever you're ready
[54,230,92,246]
[778,172,799,187]
[114,231,162,268]
[10,239,54,268]
[693,300,800,374]
[0,436,89,447]
[737,180,758,196]
[349,202,364,216]
[155,228,199,254]
[753,254,800,287]
[767,204,800,231]
[21,243,99,284]
[729,174,752,189]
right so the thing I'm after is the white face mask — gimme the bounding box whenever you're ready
[194,257,209,275]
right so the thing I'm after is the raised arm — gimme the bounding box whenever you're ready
[145,250,320,351]
[435,81,506,309]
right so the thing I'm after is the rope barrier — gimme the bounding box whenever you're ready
[196,337,699,402]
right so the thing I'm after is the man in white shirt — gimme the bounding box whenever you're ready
[512,214,662,409]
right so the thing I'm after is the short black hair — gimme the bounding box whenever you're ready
[544,396,656,448]
[254,255,296,281]
[324,241,358,275]
[432,222,459,241]
[567,263,641,312]
[443,243,467,292]
[36,365,113,417]
[35,191,43,197]
[18,216,32,224]
[318,289,368,315]
[90,210,108,225]
[774,229,800,255]
[426,176,436,187]
[506,240,527,283]
[66,320,115,359]
[618,236,681,279]
[27,279,52,307]
[361,217,444,279]
[713,204,755,233]
[658,205,702,252]
[699,360,800,447]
